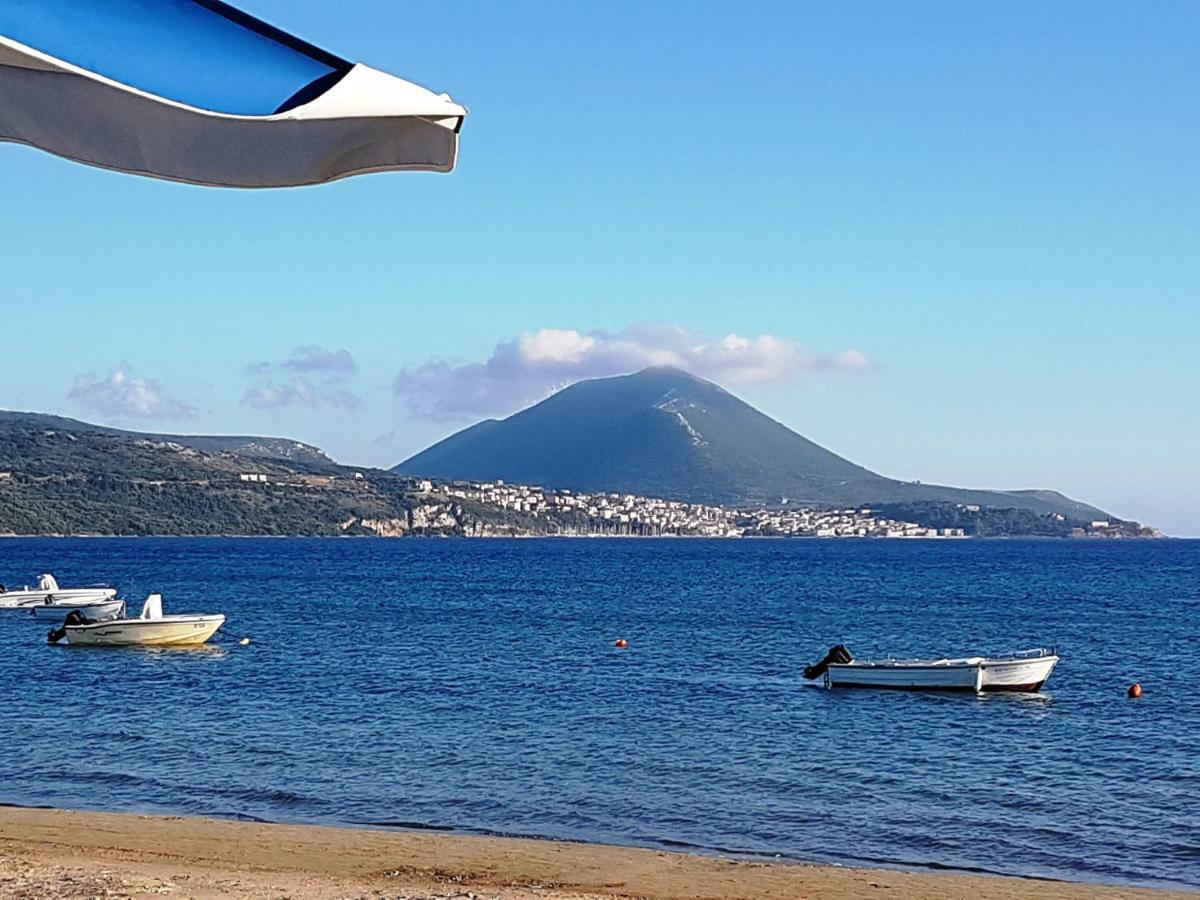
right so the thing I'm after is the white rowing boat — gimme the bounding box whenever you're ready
[28,597,126,621]
[804,645,1059,692]
[50,593,225,648]
[0,574,116,609]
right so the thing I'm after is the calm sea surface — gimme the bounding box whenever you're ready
[0,538,1196,888]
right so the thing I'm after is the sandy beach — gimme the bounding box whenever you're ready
[0,806,1189,900]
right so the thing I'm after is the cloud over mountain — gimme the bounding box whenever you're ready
[243,346,359,410]
[68,368,195,421]
[394,325,870,421]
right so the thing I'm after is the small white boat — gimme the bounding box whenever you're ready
[0,573,116,609]
[50,594,226,648]
[804,645,1059,693]
[29,597,126,621]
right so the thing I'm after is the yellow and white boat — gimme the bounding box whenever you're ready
[52,594,225,648]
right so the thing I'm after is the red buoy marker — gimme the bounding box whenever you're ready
[1128,683,1142,698]
[614,638,628,648]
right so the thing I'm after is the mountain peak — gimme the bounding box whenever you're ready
[395,368,1109,519]
[628,365,722,390]
[632,364,702,379]
[546,366,726,412]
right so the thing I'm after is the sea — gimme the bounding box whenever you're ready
[0,537,1196,890]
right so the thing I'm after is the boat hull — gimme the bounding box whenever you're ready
[827,655,1058,693]
[29,598,125,621]
[977,656,1058,692]
[0,587,117,609]
[64,614,225,647]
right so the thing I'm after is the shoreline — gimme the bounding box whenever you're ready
[0,806,1190,899]
[0,532,1172,540]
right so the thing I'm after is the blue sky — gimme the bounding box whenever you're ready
[1,1,1197,535]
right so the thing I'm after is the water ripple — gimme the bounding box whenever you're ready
[0,537,1196,889]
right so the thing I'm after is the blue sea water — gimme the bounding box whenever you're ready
[0,538,1196,889]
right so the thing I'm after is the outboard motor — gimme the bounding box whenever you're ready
[803,644,853,680]
[47,610,90,644]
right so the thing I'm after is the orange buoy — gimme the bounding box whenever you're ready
[1128,683,1142,698]
[614,638,628,648]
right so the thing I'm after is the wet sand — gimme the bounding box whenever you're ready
[0,806,1188,899]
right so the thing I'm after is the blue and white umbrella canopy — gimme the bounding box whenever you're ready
[0,0,466,187]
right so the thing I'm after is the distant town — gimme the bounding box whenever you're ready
[356,478,966,539]
[346,477,1150,539]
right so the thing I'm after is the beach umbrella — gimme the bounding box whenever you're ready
[0,0,467,188]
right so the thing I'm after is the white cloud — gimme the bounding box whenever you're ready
[242,383,359,410]
[68,368,195,421]
[243,346,360,410]
[832,349,871,371]
[394,325,870,421]
[519,329,596,363]
[281,346,356,374]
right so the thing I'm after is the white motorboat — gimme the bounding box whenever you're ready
[49,594,226,648]
[28,597,126,621]
[0,574,116,609]
[804,645,1059,693]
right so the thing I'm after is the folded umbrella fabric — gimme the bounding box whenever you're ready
[0,0,467,187]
